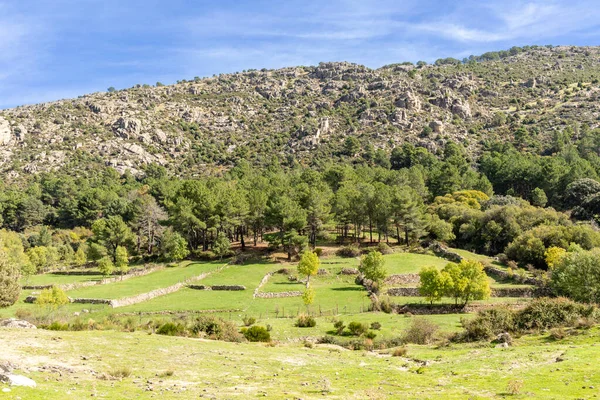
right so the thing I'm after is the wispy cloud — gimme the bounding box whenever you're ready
[2,0,600,108]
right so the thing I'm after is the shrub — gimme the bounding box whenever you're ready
[459,307,516,341]
[347,321,368,336]
[36,287,70,308]
[333,320,345,335]
[370,322,382,330]
[242,316,256,326]
[109,367,132,379]
[515,297,597,331]
[336,245,360,258]
[191,316,243,342]
[551,248,600,303]
[376,242,393,254]
[506,379,524,395]
[46,321,69,331]
[549,327,567,340]
[242,325,271,342]
[364,331,377,340]
[314,248,324,257]
[401,318,439,344]
[392,347,408,357]
[157,322,186,336]
[295,315,316,328]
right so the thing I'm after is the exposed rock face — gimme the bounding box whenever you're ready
[430,120,444,133]
[451,99,472,119]
[0,374,37,388]
[113,117,141,139]
[0,117,11,145]
[0,46,599,177]
[0,318,37,329]
[395,91,421,111]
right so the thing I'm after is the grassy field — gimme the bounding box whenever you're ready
[2,326,600,399]
[66,261,224,299]
[20,273,104,286]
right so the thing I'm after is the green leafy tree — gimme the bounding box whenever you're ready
[302,287,315,306]
[159,228,189,261]
[551,248,600,303]
[91,216,134,262]
[74,244,88,266]
[97,256,114,276]
[87,242,108,262]
[36,287,69,309]
[419,266,451,304]
[298,251,320,288]
[0,248,20,308]
[442,260,491,306]
[359,251,387,285]
[115,246,129,275]
[213,234,231,260]
[530,187,547,207]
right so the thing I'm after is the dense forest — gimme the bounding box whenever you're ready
[2,134,600,287]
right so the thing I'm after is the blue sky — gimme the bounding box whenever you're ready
[1,0,600,109]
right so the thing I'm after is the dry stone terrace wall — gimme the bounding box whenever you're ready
[386,286,534,298]
[385,274,420,285]
[22,265,164,291]
[393,302,529,315]
[189,285,246,291]
[25,263,229,307]
[254,291,303,299]
[484,265,542,286]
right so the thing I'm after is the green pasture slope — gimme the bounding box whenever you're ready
[2,327,599,399]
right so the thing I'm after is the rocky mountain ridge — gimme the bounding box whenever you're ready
[1,45,600,178]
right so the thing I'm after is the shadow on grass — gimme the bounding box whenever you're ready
[331,287,365,292]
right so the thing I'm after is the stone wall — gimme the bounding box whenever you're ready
[340,268,359,275]
[253,272,274,298]
[393,302,529,315]
[484,266,541,286]
[189,285,246,291]
[386,287,420,296]
[25,263,230,308]
[491,287,534,297]
[254,291,303,299]
[385,274,420,285]
[111,271,213,308]
[428,242,463,263]
[23,264,163,290]
[387,286,533,298]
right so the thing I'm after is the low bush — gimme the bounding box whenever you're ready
[392,347,408,357]
[241,325,271,342]
[459,307,515,342]
[46,321,69,331]
[549,327,567,340]
[333,320,345,335]
[364,331,377,339]
[157,322,186,336]
[242,316,256,326]
[377,242,393,255]
[192,316,243,342]
[109,367,132,379]
[370,322,382,330]
[347,321,368,336]
[295,315,316,328]
[336,245,360,258]
[515,297,598,331]
[458,298,600,342]
[402,318,439,344]
[314,248,324,257]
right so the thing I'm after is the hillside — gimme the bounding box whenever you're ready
[1,45,600,177]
